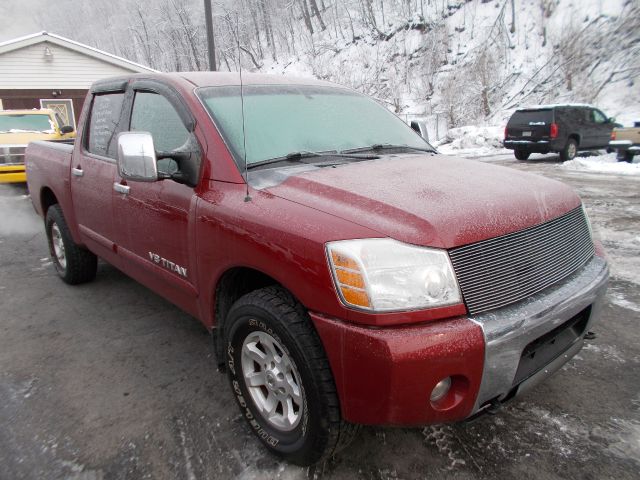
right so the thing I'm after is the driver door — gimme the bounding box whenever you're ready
[113,89,200,315]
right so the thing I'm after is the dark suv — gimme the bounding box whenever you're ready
[504,105,618,161]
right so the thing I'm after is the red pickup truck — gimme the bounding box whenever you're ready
[26,73,609,465]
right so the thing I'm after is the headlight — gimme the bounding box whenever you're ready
[326,238,462,312]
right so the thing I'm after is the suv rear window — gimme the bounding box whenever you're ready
[508,109,553,126]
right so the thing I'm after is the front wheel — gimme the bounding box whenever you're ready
[514,149,531,160]
[45,204,97,284]
[224,286,358,465]
[560,138,578,161]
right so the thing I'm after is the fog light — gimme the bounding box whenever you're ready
[430,377,451,402]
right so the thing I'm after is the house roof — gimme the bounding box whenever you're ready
[0,31,156,73]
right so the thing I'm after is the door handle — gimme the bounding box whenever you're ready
[113,182,130,195]
[71,167,84,177]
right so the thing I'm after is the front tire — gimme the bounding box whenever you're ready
[224,286,357,465]
[514,149,531,160]
[560,138,578,161]
[45,204,97,284]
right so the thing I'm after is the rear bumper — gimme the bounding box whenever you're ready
[312,255,608,426]
[504,139,562,153]
[0,165,26,183]
[609,140,639,153]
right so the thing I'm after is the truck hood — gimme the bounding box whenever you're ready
[265,154,581,248]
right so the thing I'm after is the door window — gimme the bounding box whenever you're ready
[592,109,607,124]
[130,92,189,152]
[86,93,126,159]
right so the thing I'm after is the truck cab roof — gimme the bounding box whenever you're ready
[92,71,343,91]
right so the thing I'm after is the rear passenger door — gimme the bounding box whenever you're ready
[564,107,586,148]
[70,86,127,259]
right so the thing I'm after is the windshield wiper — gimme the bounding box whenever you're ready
[341,143,435,154]
[247,150,378,170]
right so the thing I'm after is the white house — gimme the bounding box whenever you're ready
[0,31,155,127]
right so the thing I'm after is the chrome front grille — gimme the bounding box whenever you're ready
[449,206,594,315]
[0,145,26,165]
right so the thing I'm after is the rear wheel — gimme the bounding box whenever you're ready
[45,204,97,284]
[617,151,633,163]
[225,286,358,465]
[560,138,578,161]
[514,149,531,161]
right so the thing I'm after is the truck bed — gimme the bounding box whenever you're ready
[610,125,640,161]
[26,140,74,220]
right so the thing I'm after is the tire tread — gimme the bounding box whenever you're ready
[228,285,359,464]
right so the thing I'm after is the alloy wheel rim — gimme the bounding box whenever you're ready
[568,143,577,159]
[51,223,66,269]
[241,329,303,431]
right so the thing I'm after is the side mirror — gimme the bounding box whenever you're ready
[59,125,74,134]
[608,117,616,124]
[116,132,158,182]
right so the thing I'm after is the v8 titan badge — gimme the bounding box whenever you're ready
[148,252,187,277]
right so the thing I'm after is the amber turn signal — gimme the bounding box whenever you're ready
[329,251,371,308]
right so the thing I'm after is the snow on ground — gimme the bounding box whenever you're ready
[435,125,506,157]
[560,153,640,175]
[0,186,40,237]
[609,291,640,313]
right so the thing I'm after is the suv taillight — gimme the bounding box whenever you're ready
[550,123,559,139]
[611,130,617,140]
[504,126,508,139]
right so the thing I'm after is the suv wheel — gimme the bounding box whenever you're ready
[560,139,578,161]
[225,286,358,465]
[514,149,531,161]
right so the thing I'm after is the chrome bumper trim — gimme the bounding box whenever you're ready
[469,255,609,414]
[504,140,550,145]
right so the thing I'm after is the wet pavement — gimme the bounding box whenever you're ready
[1,153,639,479]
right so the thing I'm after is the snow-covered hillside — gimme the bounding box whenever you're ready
[259,0,640,129]
[36,0,640,134]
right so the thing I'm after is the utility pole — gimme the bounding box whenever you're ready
[204,0,216,71]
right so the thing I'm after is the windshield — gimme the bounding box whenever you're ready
[198,84,433,167]
[0,114,55,133]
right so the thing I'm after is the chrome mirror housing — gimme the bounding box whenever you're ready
[116,132,158,182]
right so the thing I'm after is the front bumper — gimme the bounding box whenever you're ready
[470,254,608,413]
[312,255,609,426]
[0,165,26,183]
